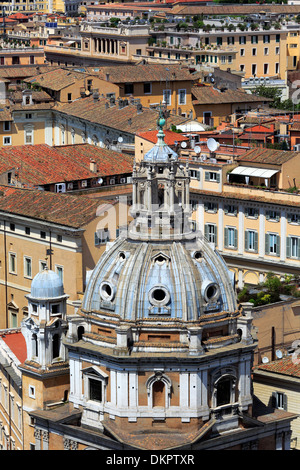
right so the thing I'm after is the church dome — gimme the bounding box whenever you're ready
[82,234,236,321]
[30,268,64,299]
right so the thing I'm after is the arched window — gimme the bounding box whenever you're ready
[78,326,85,341]
[216,376,232,407]
[153,380,165,407]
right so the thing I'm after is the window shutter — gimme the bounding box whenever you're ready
[245,230,249,250]
[276,235,280,257]
[276,213,280,222]
[265,233,270,255]
[287,213,292,223]
[216,173,220,183]
[204,202,208,211]
[224,205,228,214]
[204,224,209,240]
[254,208,259,218]
[205,172,210,181]
[266,210,270,220]
[234,228,238,249]
[234,207,237,216]
[283,393,288,411]
[214,225,218,246]
[224,227,228,248]
[254,231,258,253]
[286,236,291,258]
[197,171,200,181]
[297,239,300,259]
[245,207,249,217]
[271,392,277,408]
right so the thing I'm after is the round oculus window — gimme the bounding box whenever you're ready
[149,285,170,306]
[100,282,115,302]
[204,283,219,302]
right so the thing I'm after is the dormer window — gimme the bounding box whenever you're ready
[22,91,33,106]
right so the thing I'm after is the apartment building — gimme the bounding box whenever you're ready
[150,25,298,79]
[0,0,65,14]
[96,63,195,117]
[253,356,300,450]
[0,185,129,329]
[0,47,45,67]
[0,329,24,450]
[187,148,300,287]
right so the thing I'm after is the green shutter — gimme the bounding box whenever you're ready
[266,210,270,220]
[297,239,300,259]
[265,233,270,255]
[276,235,280,257]
[204,224,209,240]
[254,231,258,253]
[205,172,209,181]
[224,227,228,248]
[215,225,218,246]
[245,230,249,251]
[216,173,220,183]
[286,236,291,258]
[283,393,288,411]
[234,228,238,249]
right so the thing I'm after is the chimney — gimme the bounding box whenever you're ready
[90,159,97,173]
[93,88,99,101]
[106,73,110,81]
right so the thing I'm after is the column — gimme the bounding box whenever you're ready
[280,210,286,262]
[259,207,265,257]
[218,201,224,251]
[238,204,244,254]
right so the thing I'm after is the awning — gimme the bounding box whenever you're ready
[230,166,279,179]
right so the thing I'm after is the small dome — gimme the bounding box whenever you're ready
[30,268,64,299]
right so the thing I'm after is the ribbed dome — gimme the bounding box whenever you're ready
[82,233,237,321]
[30,268,64,299]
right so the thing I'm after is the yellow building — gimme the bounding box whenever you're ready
[0,0,64,14]
[148,26,299,79]
[186,147,300,287]
[0,185,131,329]
[96,63,195,118]
[253,357,300,450]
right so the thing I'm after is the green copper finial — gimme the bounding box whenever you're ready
[156,105,166,146]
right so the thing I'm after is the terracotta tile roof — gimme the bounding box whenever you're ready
[1,331,27,364]
[237,148,300,165]
[54,143,134,177]
[0,65,59,80]
[0,185,101,228]
[24,69,93,92]
[136,129,188,145]
[0,108,13,122]
[10,89,53,104]
[0,143,133,187]
[192,85,272,105]
[58,95,189,135]
[255,357,300,378]
[97,64,194,83]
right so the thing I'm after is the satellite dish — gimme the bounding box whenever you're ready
[262,357,269,364]
[276,350,283,359]
[207,138,219,152]
[194,146,201,154]
[180,141,187,148]
[118,136,123,143]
